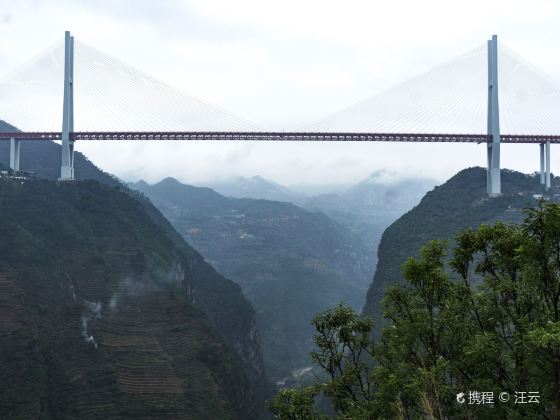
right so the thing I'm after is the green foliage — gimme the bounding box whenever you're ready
[310,304,376,416]
[268,304,386,418]
[0,179,263,419]
[378,240,458,418]
[270,200,560,419]
[364,167,543,330]
[267,386,323,420]
[528,322,560,351]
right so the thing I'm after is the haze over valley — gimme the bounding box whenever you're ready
[3,1,560,418]
[132,173,434,384]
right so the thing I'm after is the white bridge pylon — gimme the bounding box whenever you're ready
[60,30,75,181]
[487,35,501,196]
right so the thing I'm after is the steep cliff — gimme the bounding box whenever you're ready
[363,167,550,327]
[0,123,269,417]
[0,179,267,418]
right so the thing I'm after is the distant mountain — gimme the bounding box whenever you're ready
[134,178,374,384]
[0,121,269,418]
[204,175,302,202]
[300,172,437,270]
[362,167,550,330]
[0,120,16,131]
[303,171,436,227]
[201,171,436,275]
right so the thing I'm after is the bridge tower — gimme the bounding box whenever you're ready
[487,35,501,196]
[60,30,75,180]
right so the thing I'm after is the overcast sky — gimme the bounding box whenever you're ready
[1,0,560,186]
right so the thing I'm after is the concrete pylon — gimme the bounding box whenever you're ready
[9,138,20,171]
[540,143,546,186]
[539,142,552,190]
[546,141,551,190]
[60,31,75,180]
[487,35,501,196]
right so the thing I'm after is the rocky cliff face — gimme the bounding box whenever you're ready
[362,167,551,329]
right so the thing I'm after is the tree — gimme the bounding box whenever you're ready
[309,304,377,417]
[267,303,383,418]
[521,201,560,411]
[267,386,322,420]
[269,201,560,419]
[377,240,460,419]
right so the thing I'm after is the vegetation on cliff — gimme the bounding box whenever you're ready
[269,201,560,419]
[363,167,551,328]
[0,121,270,417]
[0,178,266,418]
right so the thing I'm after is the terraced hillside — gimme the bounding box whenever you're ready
[0,179,263,419]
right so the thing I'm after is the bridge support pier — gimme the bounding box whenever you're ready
[487,35,501,196]
[540,143,546,185]
[60,30,75,180]
[9,138,20,171]
[546,141,551,190]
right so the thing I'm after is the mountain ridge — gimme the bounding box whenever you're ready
[362,166,551,328]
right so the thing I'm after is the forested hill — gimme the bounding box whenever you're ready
[0,179,265,418]
[363,167,551,327]
[134,177,374,384]
[0,122,270,418]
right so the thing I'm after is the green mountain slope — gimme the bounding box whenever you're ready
[0,121,269,417]
[363,167,550,327]
[134,178,373,384]
[202,172,435,283]
[0,179,263,419]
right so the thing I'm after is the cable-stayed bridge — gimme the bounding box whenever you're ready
[2,31,560,195]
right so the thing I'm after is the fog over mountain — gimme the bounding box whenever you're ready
[203,175,304,203]
[2,0,560,417]
[200,171,437,270]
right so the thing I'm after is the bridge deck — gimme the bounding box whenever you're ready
[0,131,560,143]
